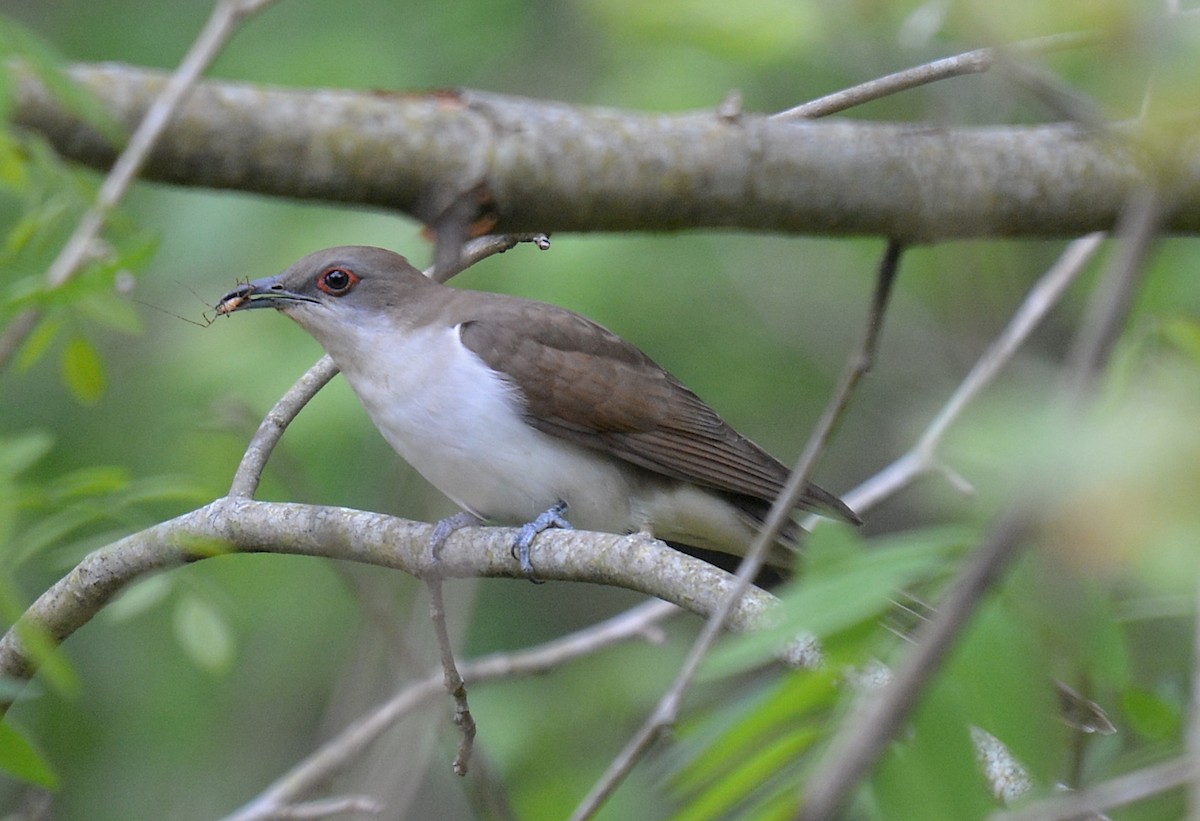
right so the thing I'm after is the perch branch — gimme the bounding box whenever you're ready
[0,498,772,711]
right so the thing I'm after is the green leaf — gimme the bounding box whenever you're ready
[45,465,130,502]
[676,670,837,793]
[0,131,28,191]
[173,594,235,674]
[680,727,818,821]
[13,313,63,372]
[106,574,172,622]
[1122,688,1180,741]
[10,504,106,568]
[872,680,994,821]
[9,620,79,699]
[945,592,1063,785]
[1160,316,1200,364]
[706,526,966,677]
[0,431,53,478]
[0,719,58,788]
[118,475,211,507]
[4,198,71,258]
[60,335,105,403]
[0,486,14,547]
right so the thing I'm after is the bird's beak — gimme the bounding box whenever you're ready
[214,275,317,316]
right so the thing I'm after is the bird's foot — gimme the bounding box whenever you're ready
[428,511,482,569]
[513,501,573,582]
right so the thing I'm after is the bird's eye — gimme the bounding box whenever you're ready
[317,268,359,295]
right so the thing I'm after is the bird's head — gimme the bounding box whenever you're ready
[215,245,438,342]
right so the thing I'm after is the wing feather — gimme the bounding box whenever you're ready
[457,297,858,523]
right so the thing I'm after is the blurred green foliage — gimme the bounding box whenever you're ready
[0,0,1197,819]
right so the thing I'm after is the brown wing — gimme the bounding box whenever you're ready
[457,297,859,522]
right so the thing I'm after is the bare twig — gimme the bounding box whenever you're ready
[798,503,1036,820]
[424,576,476,776]
[986,50,1110,132]
[838,232,1104,515]
[220,599,675,821]
[1191,578,1200,820]
[798,191,1164,819]
[992,755,1200,821]
[571,241,903,821]
[0,0,278,372]
[774,31,1096,120]
[413,234,557,776]
[430,233,551,283]
[228,355,339,498]
[250,795,384,819]
[1065,187,1162,399]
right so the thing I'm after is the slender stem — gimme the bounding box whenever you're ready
[571,241,904,821]
[220,599,676,821]
[836,232,1104,516]
[774,31,1096,120]
[1065,188,1162,400]
[424,576,476,776]
[228,355,339,498]
[798,504,1035,820]
[992,755,1200,821]
[1191,577,1200,819]
[0,0,278,372]
[798,191,1163,819]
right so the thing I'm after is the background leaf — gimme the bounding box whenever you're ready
[59,335,105,403]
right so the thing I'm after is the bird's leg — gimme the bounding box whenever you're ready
[428,510,483,567]
[513,500,573,581]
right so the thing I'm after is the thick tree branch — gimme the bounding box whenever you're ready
[0,498,774,703]
[10,64,1199,239]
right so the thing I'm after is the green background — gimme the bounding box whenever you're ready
[1,0,1198,818]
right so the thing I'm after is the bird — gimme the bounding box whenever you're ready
[215,245,860,580]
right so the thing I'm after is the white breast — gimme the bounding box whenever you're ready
[316,319,640,530]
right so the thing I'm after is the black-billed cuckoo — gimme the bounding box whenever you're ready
[216,246,859,578]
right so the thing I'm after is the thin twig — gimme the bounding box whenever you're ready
[837,232,1104,516]
[220,599,675,821]
[773,31,1096,120]
[424,576,476,776]
[570,241,904,821]
[228,355,339,498]
[430,233,551,283]
[1191,577,1200,820]
[992,755,1200,821]
[798,191,1163,819]
[420,233,554,776]
[798,503,1036,820]
[1065,187,1162,399]
[256,796,384,819]
[0,0,278,372]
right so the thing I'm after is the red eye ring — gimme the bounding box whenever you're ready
[317,267,359,295]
